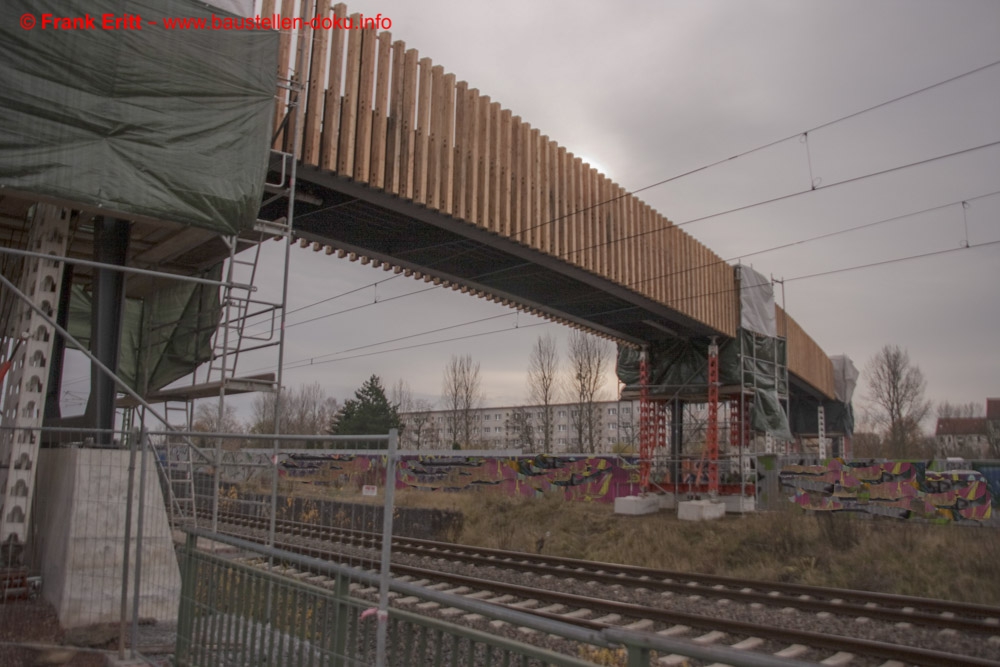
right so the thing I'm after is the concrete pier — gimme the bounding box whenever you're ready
[32,448,180,628]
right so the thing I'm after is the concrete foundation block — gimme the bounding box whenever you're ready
[677,499,726,522]
[614,495,660,516]
[657,492,676,510]
[720,495,756,513]
[33,449,181,629]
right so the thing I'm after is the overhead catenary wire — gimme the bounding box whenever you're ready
[241,187,999,340]
[242,236,999,378]
[237,58,1000,333]
[203,57,1000,381]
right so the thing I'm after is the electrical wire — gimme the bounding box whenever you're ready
[257,237,999,377]
[238,58,1000,333]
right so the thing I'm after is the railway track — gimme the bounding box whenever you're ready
[202,509,1000,666]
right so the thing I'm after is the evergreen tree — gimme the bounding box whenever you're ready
[332,375,402,435]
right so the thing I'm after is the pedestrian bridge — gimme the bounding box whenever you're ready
[262,0,835,400]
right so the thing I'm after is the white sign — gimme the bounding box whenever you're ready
[362,485,377,497]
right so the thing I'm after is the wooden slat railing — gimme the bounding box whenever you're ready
[266,0,835,399]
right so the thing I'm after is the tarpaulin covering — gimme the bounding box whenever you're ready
[66,266,221,393]
[617,330,792,440]
[737,265,776,338]
[0,0,278,233]
[789,395,855,437]
[831,354,859,404]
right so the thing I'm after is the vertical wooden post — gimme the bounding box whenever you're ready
[476,94,491,227]
[320,3,348,171]
[498,109,512,236]
[452,81,468,216]
[369,30,393,188]
[398,48,419,198]
[353,25,377,182]
[426,65,444,209]
[439,73,456,214]
[302,0,332,167]
[384,40,405,193]
[412,57,433,204]
[337,13,363,175]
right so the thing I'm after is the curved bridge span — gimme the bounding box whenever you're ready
[264,0,835,399]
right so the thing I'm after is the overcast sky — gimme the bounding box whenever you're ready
[59,1,1000,425]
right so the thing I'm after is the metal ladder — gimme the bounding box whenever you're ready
[160,430,198,528]
[204,150,293,388]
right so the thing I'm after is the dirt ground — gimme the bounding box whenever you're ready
[0,599,125,667]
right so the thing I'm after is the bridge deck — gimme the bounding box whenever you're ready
[264,0,835,399]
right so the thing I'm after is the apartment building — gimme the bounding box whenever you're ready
[398,400,642,453]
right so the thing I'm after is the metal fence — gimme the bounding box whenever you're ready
[1,425,181,661]
[175,528,815,667]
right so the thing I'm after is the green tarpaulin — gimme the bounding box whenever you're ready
[67,266,221,394]
[617,330,793,441]
[0,0,278,233]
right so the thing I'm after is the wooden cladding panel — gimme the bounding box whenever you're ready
[384,40,405,193]
[369,31,392,188]
[476,95,491,228]
[488,102,502,230]
[412,57,432,204]
[425,65,443,209]
[353,26,377,181]
[288,10,773,340]
[498,109,512,234]
[453,81,468,218]
[302,0,332,166]
[778,307,835,399]
[398,49,419,199]
[439,73,456,214]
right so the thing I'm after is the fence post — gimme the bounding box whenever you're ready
[175,532,198,666]
[130,427,150,658]
[332,572,349,667]
[119,428,139,660]
[626,643,650,667]
[375,428,398,667]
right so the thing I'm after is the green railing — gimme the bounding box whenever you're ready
[175,529,815,667]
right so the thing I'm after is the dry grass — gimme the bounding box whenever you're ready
[451,491,1000,605]
[267,480,1000,604]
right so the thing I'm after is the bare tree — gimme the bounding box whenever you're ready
[566,330,610,453]
[191,402,245,449]
[442,354,483,449]
[987,421,1000,459]
[864,345,930,458]
[936,401,984,419]
[395,386,438,450]
[527,334,559,453]
[249,382,338,436]
[406,399,438,450]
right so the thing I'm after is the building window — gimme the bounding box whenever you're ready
[557,425,567,431]
[608,423,618,431]
[558,410,566,417]
[622,407,631,414]
[608,408,617,415]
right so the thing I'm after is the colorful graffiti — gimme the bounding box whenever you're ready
[781,458,993,522]
[270,453,641,503]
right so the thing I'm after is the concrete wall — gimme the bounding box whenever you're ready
[33,448,180,628]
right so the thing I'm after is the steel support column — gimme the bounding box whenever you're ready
[0,204,71,550]
[706,339,720,496]
[638,349,652,493]
[86,217,129,444]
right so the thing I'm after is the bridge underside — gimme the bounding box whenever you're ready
[269,165,720,349]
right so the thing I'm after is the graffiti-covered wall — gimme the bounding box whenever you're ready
[267,453,641,503]
[778,458,993,522]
